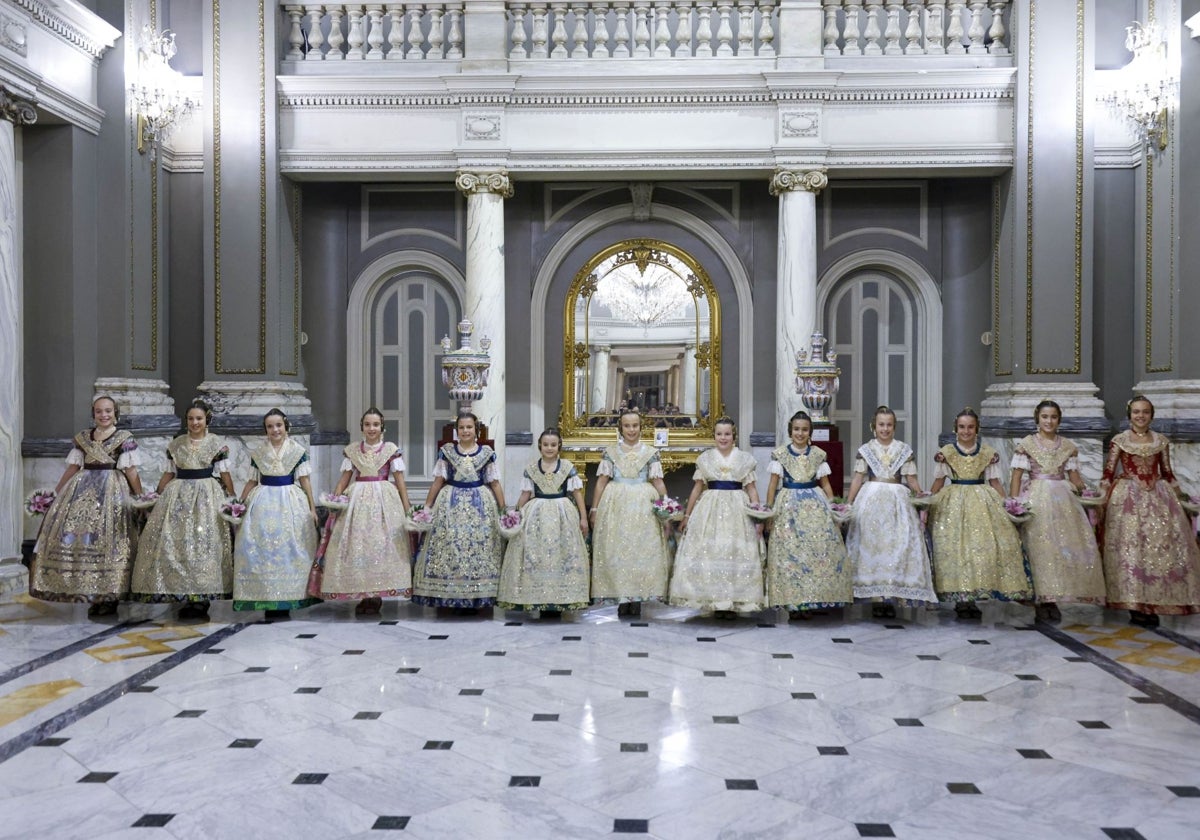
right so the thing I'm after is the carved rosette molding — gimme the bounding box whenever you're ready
[0,88,36,125]
[769,169,829,196]
[455,170,514,198]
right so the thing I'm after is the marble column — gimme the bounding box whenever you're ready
[0,88,36,561]
[455,170,512,465]
[770,168,827,440]
[591,344,611,413]
[681,342,698,416]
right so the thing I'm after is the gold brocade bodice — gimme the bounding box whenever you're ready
[344,441,399,478]
[1017,435,1076,479]
[440,443,494,482]
[772,444,826,483]
[526,460,573,496]
[604,442,658,479]
[73,429,133,465]
[697,449,756,483]
[252,439,307,477]
[938,443,997,481]
[167,434,228,470]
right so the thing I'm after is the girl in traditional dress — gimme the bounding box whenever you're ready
[1099,396,1200,627]
[232,409,319,620]
[413,412,506,613]
[130,400,236,621]
[30,395,144,617]
[589,409,670,617]
[1009,399,1105,623]
[310,407,413,615]
[669,417,764,617]
[846,405,937,618]
[764,410,852,618]
[928,407,1032,618]
[497,428,590,618]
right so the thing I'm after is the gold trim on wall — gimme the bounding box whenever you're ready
[1024,0,1084,376]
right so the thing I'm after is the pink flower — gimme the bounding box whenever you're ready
[412,509,433,524]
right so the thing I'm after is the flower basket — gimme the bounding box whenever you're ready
[1181,496,1199,516]
[499,509,523,539]
[652,496,685,522]
[219,499,247,526]
[319,492,350,512]
[130,491,160,510]
[829,501,853,525]
[24,489,55,517]
[744,503,775,521]
[909,492,937,510]
[406,507,433,533]
[1003,497,1033,524]
[1077,488,1105,509]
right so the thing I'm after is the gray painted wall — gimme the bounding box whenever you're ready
[1093,168,1136,421]
[168,172,205,408]
[1179,0,1200,379]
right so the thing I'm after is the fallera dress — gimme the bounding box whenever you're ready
[1100,431,1200,615]
[130,434,233,603]
[412,443,503,608]
[309,441,412,601]
[30,429,140,605]
[928,443,1032,602]
[846,439,937,604]
[1011,436,1105,605]
[591,441,670,604]
[232,438,320,612]
[668,448,764,612]
[765,444,852,610]
[497,459,590,611]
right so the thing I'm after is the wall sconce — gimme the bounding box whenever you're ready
[129,25,196,157]
[1100,21,1178,154]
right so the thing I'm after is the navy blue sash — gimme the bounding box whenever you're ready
[449,478,486,488]
[708,480,742,490]
[783,479,819,489]
[950,479,985,485]
[175,468,215,480]
[260,475,295,487]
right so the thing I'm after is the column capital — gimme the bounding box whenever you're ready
[0,88,37,126]
[455,169,514,198]
[769,168,827,196]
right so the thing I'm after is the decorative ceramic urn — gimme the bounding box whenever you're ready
[794,331,840,424]
[440,319,492,412]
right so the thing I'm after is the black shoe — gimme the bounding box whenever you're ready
[264,609,291,621]
[871,603,896,619]
[1130,610,1160,628]
[617,602,641,617]
[178,602,210,622]
[87,601,118,618]
[955,602,982,620]
[539,610,562,621]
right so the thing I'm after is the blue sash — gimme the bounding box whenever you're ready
[260,475,295,487]
[707,480,742,490]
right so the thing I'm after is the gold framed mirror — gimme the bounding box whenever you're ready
[558,238,724,448]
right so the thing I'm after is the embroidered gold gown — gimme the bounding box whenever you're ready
[310,441,412,600]
[765,444,852,610]
[412,443,503,607]
[497,459,590,611]
[928,443,1032,602]
[591,442,670,604]
[1011,436,1105,604]
[131,434,233,603]
[846,439,937,604]
[1100,431,1200,615]
[232,438,320,611]
[30,429,140,604]
[668,448,764,612]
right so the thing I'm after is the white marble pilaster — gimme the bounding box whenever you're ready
[980,381,1109,483]
[590,344,610,413]
[0,89,36,561]
[770,168,827,442]
[1130,379,1200,494]
[681,342,698,415]
[455,170,512,466]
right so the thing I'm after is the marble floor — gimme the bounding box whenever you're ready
[1,595,1199,840]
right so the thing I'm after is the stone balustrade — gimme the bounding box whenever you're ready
[822,1,1010,57]
[282,4,465,61]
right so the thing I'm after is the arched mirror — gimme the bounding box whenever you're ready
[559,239,723,446]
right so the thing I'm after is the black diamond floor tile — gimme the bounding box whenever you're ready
[532,713,559,722]
[630,622,649,627]
[35,738,69,747]
[484,650,506,656]
[343,649,365,655]
[423,741,453,750]
[856,824,895,838]
[202,649,224,654]
[372,816,411,830]
[509,775,541,787]
[562,635,581,641]
[859,672,882,679]
[549,669,572,676]
[504,621,523,626]
[620,743,649,752]
[1101,830,1147,840]
[1017,749,1052,759]
[832,638,853,644]
[959,695,988,702]
[354,711,383,720]
[968,639,990,645]
[613,819,650,833]
[917,654,941,661]
[396,668,420,674]
[792,692,817,700]
[625,690,649,698]
[628,651,648,658]
[697,637,716,642]
[78,772,117,783]
[378,620,398,626]
[428,635,449,640]
[1015,674,1041,681]
[1078,720,1110,729]
[293,773,328,784]
[132,814,175,827]
[1167,786,1200,797]
[175,709,206,718]
[884,624,905,630]
[772,653,794,659]
[703,670,726,677]
[130,685,158,692]
[894,718,923,727]
[712,715,739,724]
[295,633,317,639]
[459,688,484,696]
[244,666,269,673]
[946,782,981,794]
[229,739,261,749]
[818,746,849,755]
[295,687,321,694]
[725,779,758,790]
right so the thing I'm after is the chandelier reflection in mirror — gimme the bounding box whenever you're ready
[590,259,696,331]
[1100,20,1178,154]
[130,25,197,158]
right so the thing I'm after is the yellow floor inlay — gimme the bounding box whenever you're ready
[0,594,56,624]
[0,679,82,726]
[85,624,205,663]
[1068,625,1200,674]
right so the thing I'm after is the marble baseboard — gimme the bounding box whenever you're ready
[0,563,28,603]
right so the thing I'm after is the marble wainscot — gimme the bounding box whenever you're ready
[1131,379,1200,495]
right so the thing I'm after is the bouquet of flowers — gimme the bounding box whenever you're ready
[24,489,55,517]
[319,492,350,512]
[1077,487,1105,508]
[1003,497,1033,524]
[407,505,434,533]
[130,491,160,510]
[909,491,938,509]
[652,496,685,522]
[828,496,853,525]
[1180,495,1199,516]
[744,502,775,521]
[219,498,247,526]
[499,508,523,539]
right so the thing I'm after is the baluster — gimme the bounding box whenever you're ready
[550,2,569,57]
[612,1,631,56]
[572,5,590,57]
[594,2,612,57]
[862,3,882,55]
[987,0,1008,55]
[842,2,862,56]
[510,3,528,58]
[365,5,386,58]
[530,3,550,57]
[695,1,713,57]
[446,4,462,58]
[737,3,754,56]
[822,1,840,56]
[654,0,672,56]
[967,0,986,53]
[757,2,775,56]
[925,0,945,54]
[883,1,902,54]
[675,1,693,57]
[386,3,405,58]
[346,6,366,59]
[902,1,924,54]
[633,1,651,58]
[715,2,734,56]
[946,1,965,54]
[428,7,445,58]
[406,5,425,59]
[328,6,347,59]
[304,5,326,60]
[285,6,305,59]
